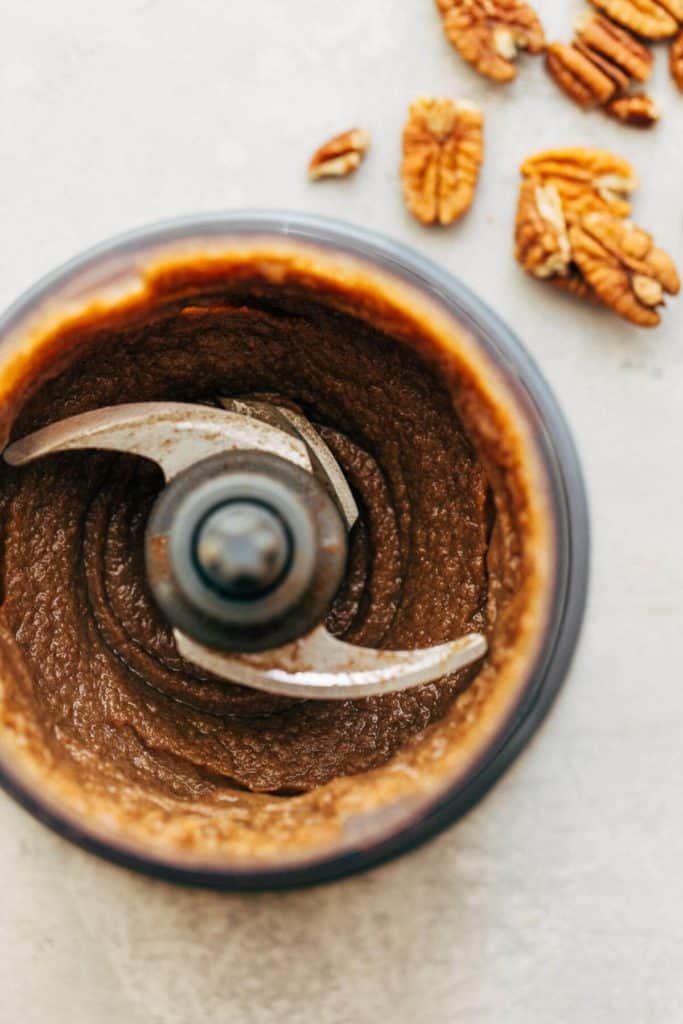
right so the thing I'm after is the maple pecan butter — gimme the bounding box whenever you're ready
[0,228,557,866]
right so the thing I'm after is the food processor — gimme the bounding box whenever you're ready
[0,213,588,888]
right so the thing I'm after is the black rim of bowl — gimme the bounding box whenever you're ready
[0,213,590,890]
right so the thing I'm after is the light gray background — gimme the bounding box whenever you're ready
[1,1,682,1022]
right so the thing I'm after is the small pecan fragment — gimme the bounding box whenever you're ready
[575,12,653,82]
[436,0,545,82]
[589,0,678,41]
[570,212,680,326]
[308,129,370,181]
[670,31,683,90]
[401,97,484,226]
[605,93,660,126]
[520,148,637,220]
[546,42,618,107]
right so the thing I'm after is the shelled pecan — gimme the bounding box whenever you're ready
[436,0,545,82]
[570,213,680,326]
[308,129,371,181]
[520,148,637,220]
[515,179,572,279]
[545,10,661,122]
[401,97,484,226]
[514,174,599,302]
[515,147,678,327]
[604,93,660,125]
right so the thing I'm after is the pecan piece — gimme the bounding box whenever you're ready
[436,0,545,82]
[515,179,600,303]
[308,128,370,181]
[589,0,678,41]
[605,93,660,126]
[520,148,637,220]
[515,179,572,279]
[570,212,680,326]
[401,97,484,226]
[671,30,683,90]
[546,42,617,108]
[575,12,653,82]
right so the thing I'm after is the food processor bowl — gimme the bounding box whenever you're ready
[0,213,589,889]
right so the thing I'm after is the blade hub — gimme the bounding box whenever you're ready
[146,450,348,654]
[194,501,292,599]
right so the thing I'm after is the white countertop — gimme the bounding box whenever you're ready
[1,1,682,1021]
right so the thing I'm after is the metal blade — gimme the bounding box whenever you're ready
[217,397,358,529]
[3,402,311,480]
[4,399,487,699]
[175,626,487,701]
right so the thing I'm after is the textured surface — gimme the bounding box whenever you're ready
[1,0,683,1021]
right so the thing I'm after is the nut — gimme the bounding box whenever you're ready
[520,147,637,220]
[575,12,653,82]
[436,0,545,82]
[572,39,632,92]
[670,30,683,90]
[548,15,658,120]
[569,212,680,326]
[515,179,572,279]
[589,0,679,41]
[546,42,621,108]
[518,148,679,325]
[401,96,484,226]
[605,93,660,126]
[308,129,370,181]
[514,178,599,303]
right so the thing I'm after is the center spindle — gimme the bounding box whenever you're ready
[194,501,291,599]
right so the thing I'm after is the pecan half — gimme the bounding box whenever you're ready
[520,148,637,220]
[514,178,600,302]
[546,42,617,108]
[575,12,653,82]
[570,212,680,326]
[515,179,572,279]
[308,129,370,181]
[436,0,545,82]
[589,0,679,41]
[605,93,660,126]
[671,30,683,90]
[401,97,484,226]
